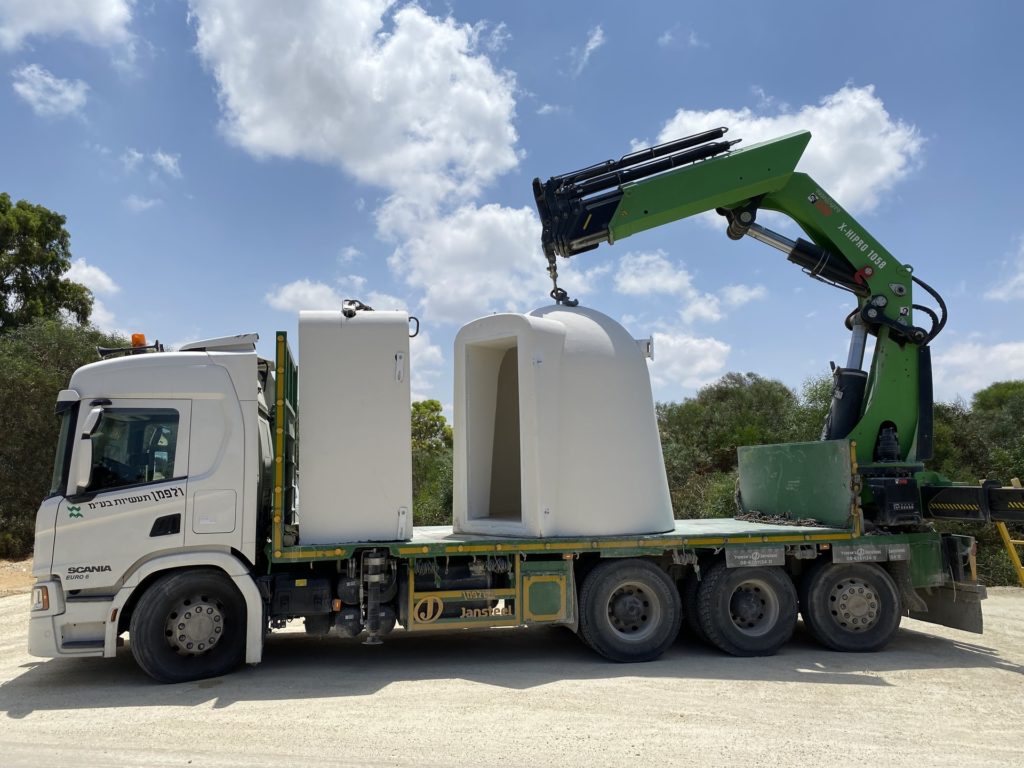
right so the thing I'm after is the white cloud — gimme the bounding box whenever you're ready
[151,150,182,179]
[572,25,605,76]
[657,26,706,49]
[88,300,118,332]
[120,147,143,172]
[124,194,161,212]
[339,246,362,264]
[67,259,120,295]
[66,258,120,332]
[0,0,133,51]
[122,147,184,179]
[679,299,722,325]
[266,278,410,315]
[934,340,1024,401]
[265,279,342,312]
[364,291,406,311]
[537,103,561,116]
[337,274,368,294]
[386,203,550,324]
[721,284,766,306]
[649,331,731,392]
[614,250,722,323]
[410,329,444,402]
[11,64,88,117]
[615,250,697,296]
[657,85,923,214]
[189,0,518,211]
[985,237,1024,301]
[480,21,510,53]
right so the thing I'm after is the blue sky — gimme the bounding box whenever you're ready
[2,1,1023,410]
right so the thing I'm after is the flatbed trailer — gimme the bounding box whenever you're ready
[283,519,982,635]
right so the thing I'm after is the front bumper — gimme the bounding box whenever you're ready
[28,579,107,658]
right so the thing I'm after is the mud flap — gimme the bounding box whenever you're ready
[907,583,986,634]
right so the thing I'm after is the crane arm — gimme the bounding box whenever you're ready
[532,129,948,472]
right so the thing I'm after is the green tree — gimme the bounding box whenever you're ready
[659,373,800,474]
[791,373,833,442]
[970,381,1024,482]
[411,399,453,452]
[1,193,92,332]
[971,380,1024,413]
[410,400,454,525]
[0,318,125,556]
[657,373,802,519]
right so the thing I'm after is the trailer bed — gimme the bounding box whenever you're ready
[271,517,860,563]
[408,518,847,545]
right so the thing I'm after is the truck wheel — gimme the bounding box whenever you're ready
[578,559,681,663]
[697,561,797,656]
[679,570,708,644]
[800,560,901,652]
[129,569,246,683]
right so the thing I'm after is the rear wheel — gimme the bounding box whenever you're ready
[697,561,798,656]
[579,559,681,663]
[800,560,901,652]
[129,569,246,683]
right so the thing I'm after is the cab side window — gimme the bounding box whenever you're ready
[87,409,180,492]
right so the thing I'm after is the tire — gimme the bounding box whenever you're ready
[697,561,798,657]
[129,568,246,683]
[578,559,681,663]
[800,560,901,652]
[679,570,708,644]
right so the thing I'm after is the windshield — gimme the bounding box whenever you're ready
[47,405,77,497]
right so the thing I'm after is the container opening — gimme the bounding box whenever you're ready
[466,337,522,523]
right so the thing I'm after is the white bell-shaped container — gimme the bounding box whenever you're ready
[453,305,674,538]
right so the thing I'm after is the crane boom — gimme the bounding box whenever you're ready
[529,129,1024,532]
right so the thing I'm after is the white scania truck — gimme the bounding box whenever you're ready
[27,303,986,683]
[27,129,1005,683]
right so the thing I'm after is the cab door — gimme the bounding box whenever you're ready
[53,399,191,590]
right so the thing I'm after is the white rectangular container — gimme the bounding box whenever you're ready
[297,310,412,543]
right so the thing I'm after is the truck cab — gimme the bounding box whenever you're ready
[30,334,270,660]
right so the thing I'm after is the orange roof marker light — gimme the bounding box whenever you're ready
[97,334,163,359]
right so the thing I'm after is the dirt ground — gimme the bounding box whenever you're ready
[0,558,32,597]
[0,583,1021,767]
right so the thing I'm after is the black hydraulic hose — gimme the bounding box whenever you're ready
[913,304,940,340]
[911,274,948,341]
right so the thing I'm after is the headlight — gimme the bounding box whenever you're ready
[31,585,49,612]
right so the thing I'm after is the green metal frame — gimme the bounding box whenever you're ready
[270,331,299,563]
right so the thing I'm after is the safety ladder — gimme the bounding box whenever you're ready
[995,478,1024,587]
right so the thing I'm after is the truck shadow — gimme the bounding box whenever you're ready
[2,620,1020,718]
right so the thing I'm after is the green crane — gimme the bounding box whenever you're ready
[533,129,1024,532]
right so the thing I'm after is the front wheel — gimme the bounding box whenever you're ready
[697,561,798,656]
[800,560,901,652]
[578,559,681,663]
[129,568,246,683]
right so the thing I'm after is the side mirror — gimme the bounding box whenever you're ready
[73,407,103,494]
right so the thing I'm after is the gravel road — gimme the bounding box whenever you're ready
[1,588,1022,767]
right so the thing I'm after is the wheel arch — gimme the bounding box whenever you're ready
[105,551,264,665]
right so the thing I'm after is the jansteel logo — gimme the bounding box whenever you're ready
[413,596,444,623]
